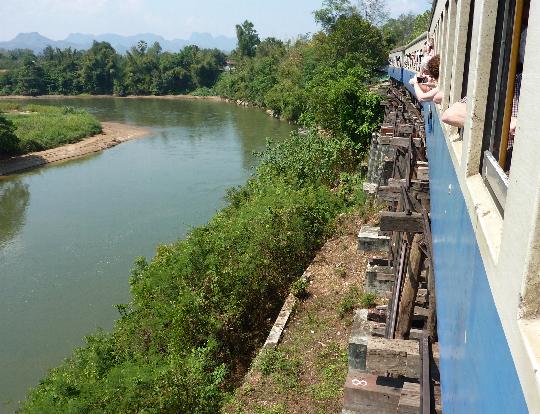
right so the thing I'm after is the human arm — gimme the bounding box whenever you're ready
[433,91,443,104]
[418,83,432,93]
[441,101,467,128]
[408,76,439,102]
[413,81,439,102]
[510,117,517,135]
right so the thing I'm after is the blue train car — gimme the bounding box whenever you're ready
[388,0,540,412]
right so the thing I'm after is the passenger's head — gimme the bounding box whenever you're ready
[426,54,440,80]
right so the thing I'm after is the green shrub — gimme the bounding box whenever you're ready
[257,131,361,188]
[360,292,378,308]
[0,113,19,155]
[302,64,383,150]
[338,286,360,318]
[291,278,309,299]
[190,87,215,97]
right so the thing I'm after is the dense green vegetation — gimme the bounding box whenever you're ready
[0,102,101,154]
[21,131,367,413]
[0,42,225,96]
[0,112,18,154]
[214,10,387,151]
[382,10,432,47]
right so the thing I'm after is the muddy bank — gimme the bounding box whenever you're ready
[0,122,152,176]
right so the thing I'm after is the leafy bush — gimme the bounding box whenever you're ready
[257,131,361,188]
[302,64,383,150]
[360,292,378,308]
[291,278,309,299]
[189,86,215,97]
[338,286,360,318]
[0,113,19,155]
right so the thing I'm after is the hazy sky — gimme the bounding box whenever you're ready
[0,0,431,41]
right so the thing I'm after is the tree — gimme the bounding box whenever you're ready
[160,52,191,94]
[382,13,417,48]
[0,71,15,95]
[411,10,431,40]
[382,10,430,48]
[78,41,120,94]
[190,49,226,88]
[41,46,83,94]
[314,0,357,33]
[14,57,45,96]
[0,114,19,154]
[325,14,387,70]
[256,37,286,58]
[235,20,260,57]
[357,0,389,27]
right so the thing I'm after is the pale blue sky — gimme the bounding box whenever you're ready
[0,0,431,41]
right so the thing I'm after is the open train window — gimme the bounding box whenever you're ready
[482,0,529,212]
[461,0,475,99]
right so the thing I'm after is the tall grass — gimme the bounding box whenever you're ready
[0,102,101,153]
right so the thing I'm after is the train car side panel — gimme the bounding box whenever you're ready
[425,99,528,413]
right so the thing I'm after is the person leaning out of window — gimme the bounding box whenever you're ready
[409,55,442,104]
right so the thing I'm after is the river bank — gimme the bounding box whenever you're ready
[0,121,151,176]
[0,94,286,119]
[0,94,224,101]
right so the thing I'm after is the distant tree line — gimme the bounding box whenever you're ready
[381,10,431,47]
[0,41,226,96]
[212,6,430,149]
[214,7,390,150]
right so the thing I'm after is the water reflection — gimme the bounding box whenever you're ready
[14,97,296,171]
[0,179,30,249]
[231,106,293,170]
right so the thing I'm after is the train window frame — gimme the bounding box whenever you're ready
[440,0,458,111]
[461,0,475,100]
[481,0,525,213]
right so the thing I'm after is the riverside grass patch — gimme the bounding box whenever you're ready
[0,102,102,153]
[21,132,366,414]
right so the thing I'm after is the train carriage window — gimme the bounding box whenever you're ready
[461,0,475,99]
[481,0,529,212]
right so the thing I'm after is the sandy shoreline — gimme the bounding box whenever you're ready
[0,122,152,176]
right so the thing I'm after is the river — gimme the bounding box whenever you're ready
[0,97,294,412]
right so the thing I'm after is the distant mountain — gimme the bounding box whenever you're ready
[0,33,80,52]
[0,32,237,53]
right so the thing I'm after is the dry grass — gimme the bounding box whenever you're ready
[222,208,382,414]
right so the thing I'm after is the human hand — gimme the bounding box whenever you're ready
[409,77,417,85]
[510,117,517,135]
